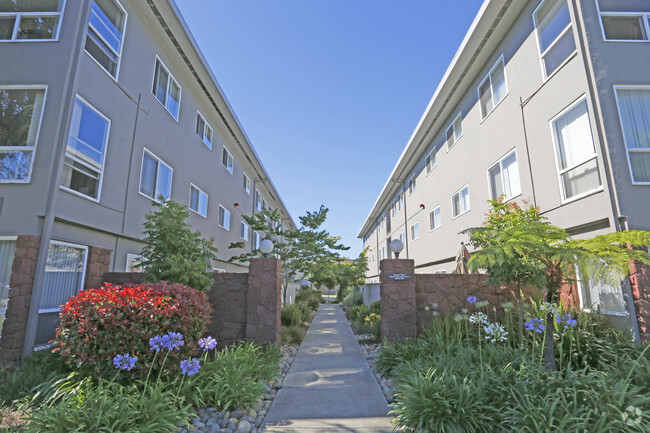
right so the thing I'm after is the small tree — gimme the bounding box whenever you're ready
[336,250,369,302]
[140,199,218,292]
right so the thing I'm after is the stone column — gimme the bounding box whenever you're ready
[246,258,281,344]
[629,254,650,344]
[85,246,112,290]
[380,259,417,343]
[0,235,40,364]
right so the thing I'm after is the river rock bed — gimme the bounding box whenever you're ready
[177,345,298,433]
[360,343,394,404]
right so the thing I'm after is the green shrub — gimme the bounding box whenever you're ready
[281,304,303,327]
[369,300,380,314]
[342,287,363,308]
[347,304,369,322]
[336,286,351,303]
[281,325,306,345]
[295,288,322,311]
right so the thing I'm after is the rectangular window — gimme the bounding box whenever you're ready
[85,0,126,78]
[408,176,416,194]
[478,57,508,119]
[410,223,419,241]
[218,205,230,230]
[253,231,260,249]
[551,99,601,200]
[452,185,470,218]
[425,149,437,173]
[0,86,46,182]
[601,15,649,41]
[576,267,626,316]
[240,221,249,240]
[0,237,16,342]
[429,206,441,230]
[61,96,110,200]
[534,0,576,79]
[195,112,213,149]
[255,190,264,212]
[139,150,172,201]
[189,184,208,217]
[0,0,64,41]
[446,113,463,149]
[125,253,144,272]
[152,57,181,119]
[615,87,650,183]
[222,146,234,174]
[399,231,406,244]
[488,150,521,200]
[243,173,251,194]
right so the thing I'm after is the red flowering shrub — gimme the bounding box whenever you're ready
[55,282,211,377]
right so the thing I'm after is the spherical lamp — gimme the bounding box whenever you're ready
[390,239,405,259]
[260,239,274,258]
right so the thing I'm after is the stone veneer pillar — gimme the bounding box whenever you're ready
[380,259,417,343]
[629,248,650,344]
[0,235,40,364]
[84,246,112,290]
[246,258,281,344]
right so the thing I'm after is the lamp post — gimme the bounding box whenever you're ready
[389,239,405,259]
[260,239,274,258]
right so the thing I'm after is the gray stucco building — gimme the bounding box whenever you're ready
[0,0,295,359]
[358,0,650,336]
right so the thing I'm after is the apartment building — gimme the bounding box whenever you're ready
[358,0,650,331]
[0,0,295,356]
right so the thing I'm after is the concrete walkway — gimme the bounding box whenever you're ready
[260,304,394,433]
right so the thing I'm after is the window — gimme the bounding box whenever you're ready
[255,190,264,212]
[488,150,521,200]
[218,205,230,230]
[410,223,419,241]
[125,253,144,272]
[0,0,64,41]
[399,231,406,244]
[253,231,260,249]
[0,86,46,182]
[429,206,441,230]
[601,15,649,41]
[243,173,251,194]
[195,112,213,149]
[425,149,437,173]
[152,57,181,119]
[408,176,416,194]
[139,150,172,201]
[452,185,470,218]
[222,146,234,174]
[0,237,16,343]
[240,222,249,241]
[445,113,463,150]
[189,184,208,217]
[478,57,507,119]
[85,0,126,78]
[534,0,576,79]
[576,267,626,316]
[61,96,110,200]
[615,87,650,183]
[551,99,601,200]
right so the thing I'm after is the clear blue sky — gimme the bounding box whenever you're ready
[174,0,485,258]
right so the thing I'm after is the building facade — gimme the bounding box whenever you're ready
[0,0,295,358]
[358,0,650,333]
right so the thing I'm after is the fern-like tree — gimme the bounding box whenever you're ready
[467,199,650,370]
[140,199,218,292]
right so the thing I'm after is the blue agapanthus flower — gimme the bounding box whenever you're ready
[113,353,138,371]
[525,317,546,333]
[149,335,164,352]
[556,313,577,329]
[467,296,478,304]
[198,336,218,351]
[163,332,184,350]
[180,358,201,376]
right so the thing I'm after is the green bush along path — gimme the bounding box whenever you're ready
[260,304,392,433]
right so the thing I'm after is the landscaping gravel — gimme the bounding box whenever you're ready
[177,345,298,433]
[360,342,394,405]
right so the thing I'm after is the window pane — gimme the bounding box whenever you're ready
[204,126,212,148]
[453,116,463,140]
[0,150,32,180]
[602,16,647,40]
[446,125,454,145]
[67,99,108,168]
[156,162,172,200]
[190,187,199,210]
[616,89,650,150]
[0,239,16,341]
[167,80,180,118]
[479,79,493,116]
[0,88,46,148]
[140,154,156,197]
[85,30,118,75]
[561,157,601,198]
[536,0,571,52]
[452,193,460,216]
[0,17,15,39]
[196,115,205,137]
[153,62,168,105]
[554,100,595,170]
[629,153,650,183]
[501,152,521,198]
[489,164,503,199]
[543,29,576,76]
[491,63,507,105]
[16,15,57,39]
[61,157,99,198]
[198,191,207,216]
[460,187,469,212]
[435,208,441,228]
[90,0,124,52]
[1,0,61,12]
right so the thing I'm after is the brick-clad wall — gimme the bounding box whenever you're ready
[246,258,281,345]
[380,259,417,342]
[84,247,112,290]
[0,235,40,364]
[208,273,249,347]
[629,247,650,344]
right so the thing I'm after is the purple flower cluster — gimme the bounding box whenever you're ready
[467,296,479,304]
[198,336,218,351]
[556,313,577,329]
[180,358,201,376]
[149,332,185,352]
[525,317,546,333]
[113,353,138,371]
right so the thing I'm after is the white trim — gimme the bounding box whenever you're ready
[0,0,66,42]
[83,0,127,81]
[138,148,173,202]
[218,205,230,230]
[446,112,463,151]
[486,148,521,201]
[613,85,650,185]
[189,183,208,218]
[477,55,508,121]
[151,55,182,121]
[0,85,48,184]
[451,184,470,219]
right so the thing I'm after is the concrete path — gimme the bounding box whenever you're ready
[260,304,394,433]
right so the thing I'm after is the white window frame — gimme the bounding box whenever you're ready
[410,223,419,241]
[253,231,261,249]
[189,183,208,218]
[125,253,144,272]
[243,172,251,194]
[0,0,66,42]
[613,85,650,185]
[451,185,470,219]
[240,221,249,241]
[446,112,463,151]
[218,205,230,230]
[595,0,650,43]
[255,190,264,212]
[425,149,437,174]
[0,85,47,184]
[222,146,234,174]
[429,205,441,231]
[408,175,416,194]
[60,94,111,202]
[84,0,127,81]
[151,55,181,120]
[549,97,603,203]
[533,0,577,81]
[477,56,508,121]
[486,148,522,201]
[139,148,173,202]
[195,111,213,150]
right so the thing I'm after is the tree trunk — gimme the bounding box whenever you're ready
[543,312,557,371]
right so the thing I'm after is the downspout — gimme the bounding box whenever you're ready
[23,2,90,356]
[519,96,538,207]
[402,187,409,259]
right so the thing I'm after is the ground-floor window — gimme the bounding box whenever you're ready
[576,268,626,317]
[0,237,17,342]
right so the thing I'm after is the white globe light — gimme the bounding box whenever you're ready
[260,239,274,255]
[390,239,404,254]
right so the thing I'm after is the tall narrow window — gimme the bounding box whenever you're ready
[408,176,416,194]
[0,237,16,343]
[222,146,234,174]
[425,149,436,173]
[0,87,46,182]
[152,58,181,119]
[410,223,419,241]
[85,0,126,78]
[61,96,110,200]
[0,0,64,41]
[126,253,144,272]
[253,231,260,249]
[429,206,441,230]
[189,184,208,217]
[139,150,172,201]
[399,231,406,244]
[195,112,213,149]
[446,113,463,149]
[478,58,507,119]
[240,222,249,241]
[243,173,251,194]
[452,185,470,218]
[218,205,230,230]
[615,87,650,183]
[255,190,264,211]
[534,0,576,79]
[488,150,521,200]
[552,99,601,200]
